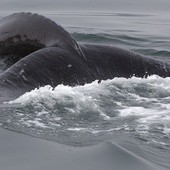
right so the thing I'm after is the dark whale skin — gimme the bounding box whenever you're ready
[0,12,170,102]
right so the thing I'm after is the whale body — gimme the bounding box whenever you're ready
[0,12,170,102]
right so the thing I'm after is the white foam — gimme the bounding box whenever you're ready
[163,126,170,136]
[6,75,170,140]
[151,140,170,146]
[119,107,150,117]
[67,126,123,134]
[23,119,47,128]
[91,127,125,134]
[67,127,91,131]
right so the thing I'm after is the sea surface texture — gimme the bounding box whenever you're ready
[0,5,170,170]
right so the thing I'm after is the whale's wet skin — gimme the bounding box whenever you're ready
[0,12,170,170]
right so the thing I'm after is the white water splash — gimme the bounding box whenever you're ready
[6,75,170,144]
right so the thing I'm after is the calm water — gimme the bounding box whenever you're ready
[0,9,170,170]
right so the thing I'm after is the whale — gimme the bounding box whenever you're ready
[0,12,170,102]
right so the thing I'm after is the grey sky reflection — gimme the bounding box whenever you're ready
[0,0,169,13]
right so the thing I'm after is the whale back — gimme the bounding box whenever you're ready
[0,12,81,64]
[0,46,94,101]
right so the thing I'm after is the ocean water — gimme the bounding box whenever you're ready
[0,9,170,169]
